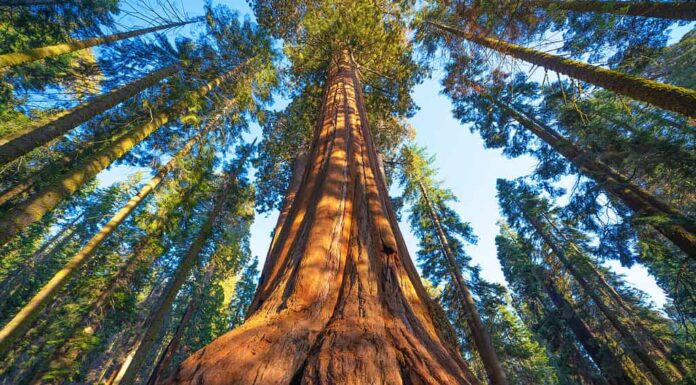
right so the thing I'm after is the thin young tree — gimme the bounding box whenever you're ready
[399,145,508,385]
[0,59,251,247]
[114,142,254,385]
[0,64,180,166]
[0,20,195,69]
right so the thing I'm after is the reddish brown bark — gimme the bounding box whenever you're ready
[161,51,479,385]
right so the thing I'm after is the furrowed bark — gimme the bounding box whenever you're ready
[0,121,213,356]
[478,90,696,258]
[0,21,195,69]
[0,64,180,167]
[417,180,508,385]
[160,50,479,385]
[0,60,249,247]
[429,20,696,117]
[116,143,254,385]
[529,0,696,21]
[525,210,675,385]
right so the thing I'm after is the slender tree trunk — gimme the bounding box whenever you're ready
[0,64,180,167]
[0,0,64,6]
[0,21,195,69]
[479,92,696,257]
[160,51,479,385]
[115,143,254,385]
[545,217,689,378]
[417,180,508,385]
[525,211,675,385]
[428,20,696,117]
[540,272,638,385]
[0,122,213,356]
[0,213,82,299]
[145,262,216,385]
[529,1,696,21]
[0,60,249,247]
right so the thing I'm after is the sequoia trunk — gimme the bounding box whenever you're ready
[160,51,479,385]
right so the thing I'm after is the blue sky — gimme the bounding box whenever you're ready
[97,0,681,308]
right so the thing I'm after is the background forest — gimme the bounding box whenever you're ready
[0,0,694,384]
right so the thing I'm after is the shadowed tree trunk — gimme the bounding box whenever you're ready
[0,121,214,356]
[0,64,180,167]
[417,180,508,385]
[477,89,696,258]
[427,21,696,117]
[160,51,480,385]
[523,209,676,385]
[528,1,696,21]
[0,21,195,69]
[145,261,217,385]
[0,60,249,247]
[541,275,638,385]
[115,143,254,385]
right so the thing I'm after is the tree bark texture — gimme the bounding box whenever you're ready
[429,21,696,118]
[0,21,194,69]
[529,1,696,21]
[160,51,480,385]
[0,64,180,167]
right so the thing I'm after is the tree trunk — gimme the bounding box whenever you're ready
[529,1,696,21]
[525,211,675,385]
[146,262,216,385]
[417,180,508,385]
[0,21,195,69]
[540,272,638,385]
[0,121,212,356]
[480,91,696,258]
[0,213,82,299]
[160,51,479,385]
[0,60,249,247]
[545,216,689,378]
[0,64,180,167]
[116,143,254,385]
[427,21,696,117]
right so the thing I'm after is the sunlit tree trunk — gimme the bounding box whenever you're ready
[0,61,249,247]
[116,144,254,385]
[524,210,676,385]
[0,21,195,69]
[529,1,696,21]
[480,91,696,258]
[427,21,696,117]
[417,180,508,385]
[0,123,212,356]
[0,64,180,167]
[160,51,479,385]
